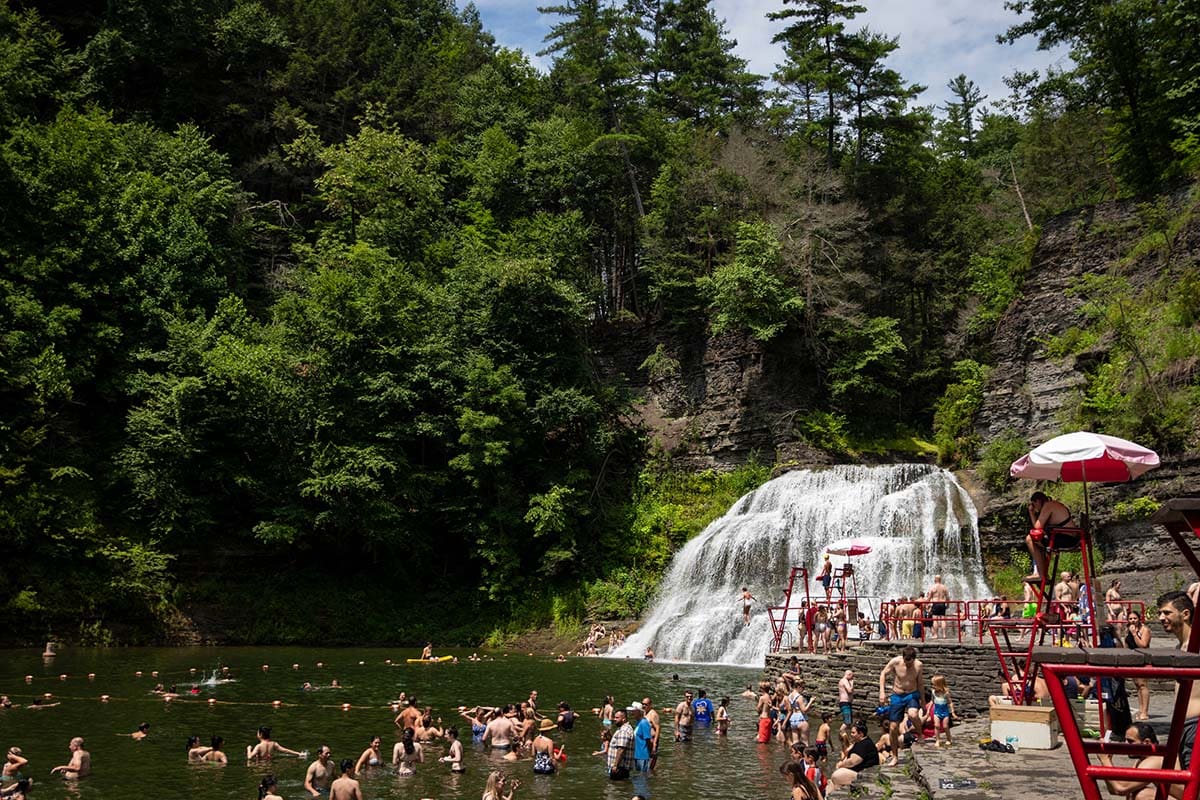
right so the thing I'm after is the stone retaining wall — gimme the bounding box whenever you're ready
[763,641,1004,717]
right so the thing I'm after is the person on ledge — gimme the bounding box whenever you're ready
[1024,491,1078,583]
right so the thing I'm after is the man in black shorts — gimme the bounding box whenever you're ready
[927,575,950,640]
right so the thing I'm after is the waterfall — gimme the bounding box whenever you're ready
[611,464,992,666]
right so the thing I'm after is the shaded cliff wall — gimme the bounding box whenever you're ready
[970,185,1200,598]
[590,321,833,471]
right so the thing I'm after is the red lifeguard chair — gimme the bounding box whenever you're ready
[1038,498,1200,800]
[988,525,1101,704]
[767,560,864,654]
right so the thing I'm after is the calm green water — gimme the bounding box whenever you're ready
[0,648,783,800]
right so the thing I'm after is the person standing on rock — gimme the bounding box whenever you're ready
[878,646,924,768]
[926,576,951,640]
[837,670,855,744]
[741,587,757,626]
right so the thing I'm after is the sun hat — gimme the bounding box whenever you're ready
[538,719,558,732]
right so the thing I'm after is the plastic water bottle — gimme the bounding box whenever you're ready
[1005,736,1019,752]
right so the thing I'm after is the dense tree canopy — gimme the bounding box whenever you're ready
[1,0,1196,643]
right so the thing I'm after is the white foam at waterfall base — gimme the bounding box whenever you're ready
[610,464,992,666]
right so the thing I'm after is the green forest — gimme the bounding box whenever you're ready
[2,0,1198,646]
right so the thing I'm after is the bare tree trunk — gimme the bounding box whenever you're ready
[1009,157,1033,232]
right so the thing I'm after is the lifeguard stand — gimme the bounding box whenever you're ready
[988,524,1101,705]
[768,567,812,653]
[1035,498,1200,800]
[767,562,864,654]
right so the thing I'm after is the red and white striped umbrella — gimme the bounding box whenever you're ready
[1009,431,1159,483]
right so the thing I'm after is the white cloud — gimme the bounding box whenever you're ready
[471,0,1072,113]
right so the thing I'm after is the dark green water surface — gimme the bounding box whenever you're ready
[0,648,783,799]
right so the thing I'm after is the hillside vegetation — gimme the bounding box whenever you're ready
[1,0,1197,643]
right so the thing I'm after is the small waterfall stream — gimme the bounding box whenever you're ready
[611,464,991,666]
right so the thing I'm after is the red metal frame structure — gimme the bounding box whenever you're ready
[767,567,811,653]
[987,525,1101,704]
[1038,497,1200,800]
[767,563,868,653]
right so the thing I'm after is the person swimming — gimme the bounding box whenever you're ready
[353,735,383,773]
[203,736,227,764]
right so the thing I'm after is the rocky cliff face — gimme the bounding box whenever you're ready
[590,319,833,471]
[975,185,1197,444]
[970,185,1200,594]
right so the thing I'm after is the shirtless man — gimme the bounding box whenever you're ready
[247,727,302,762]
[674,690,695,741]
[641,696,661,769]
[329,759,362,800]
[483,706,517,749]
[420,642,433,660]
[1024,491,1074,582]
[129,722,150,741]
[878,646,924,767]
[838,670,855,742]
[896,596,916,639]
[927,576,950,639]
[740,587,757,626]
[819,556,834,602]
[1158,591,1200,776]
[50,737,90,779]
[304,746,334,797]
[1053,572,1075,621]
[395,699,421,730]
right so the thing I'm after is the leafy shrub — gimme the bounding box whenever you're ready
[933,360,990,465]
[977,431,1029,492]
[640,344,681,382]
[1113,496,1161,521]
[794,410,851,453]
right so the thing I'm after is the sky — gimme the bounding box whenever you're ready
[470,0,1073,114]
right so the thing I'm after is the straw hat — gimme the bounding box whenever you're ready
[538,719,558,732]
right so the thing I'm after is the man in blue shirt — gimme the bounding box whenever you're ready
[692,689,715,726]
[632,703,653,773]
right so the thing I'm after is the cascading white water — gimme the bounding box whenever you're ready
[611,464,992,666]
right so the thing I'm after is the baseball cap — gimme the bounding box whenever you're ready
[627,701,643,711]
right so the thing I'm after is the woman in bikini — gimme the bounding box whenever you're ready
[353,735,384,774]
[392,728,423,776]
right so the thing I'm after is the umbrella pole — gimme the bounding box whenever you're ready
[1080,462,1100,647]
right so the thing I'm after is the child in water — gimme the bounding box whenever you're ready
[591,728,611,757]
[930,674,961,747]
[716,696,730,735]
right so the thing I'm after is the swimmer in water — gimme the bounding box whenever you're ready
[392,728,423,776]
[440,727,465,773]
[186,736,211,762]
[258,774,283,800]
[353,735,383,773]
[204,736,228,764]
[330,758,362,800]
[304,745,334,797]
[4,746,28,779]
[49,736,90,779]
[247,727,302,762]
[128,722,150,741]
